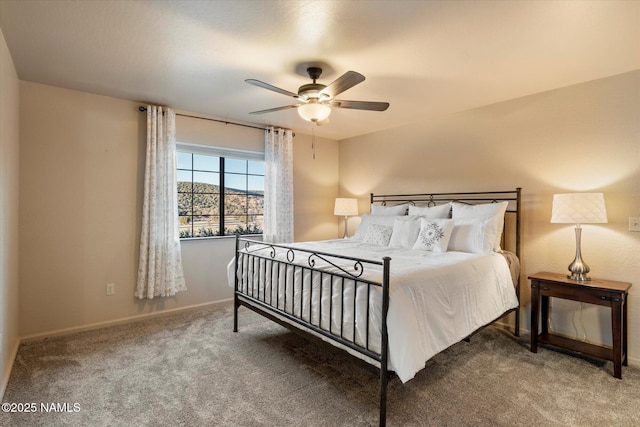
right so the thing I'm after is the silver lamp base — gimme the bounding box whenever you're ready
[342,215,349,239]
[568,272,591,282]
[568,225,591,281]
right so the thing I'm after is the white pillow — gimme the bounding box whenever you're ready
[452,201,508,251]
[370,203,409,216]
[412,218,454,252]
[389,216,421,248]
[408,202,451,219]
[353,214,401,240]
[447,217,499,254]
[362,224,393,246]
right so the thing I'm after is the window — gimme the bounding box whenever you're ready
[177,145,264,238]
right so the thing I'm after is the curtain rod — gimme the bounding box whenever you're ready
[138,106,292,135]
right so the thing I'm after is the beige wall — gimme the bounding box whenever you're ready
[18,82,339,337]
[292,132,340,242]
[0,28,20,397]
[339,70,640,364]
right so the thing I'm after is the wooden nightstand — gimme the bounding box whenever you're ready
[529,272,632,379]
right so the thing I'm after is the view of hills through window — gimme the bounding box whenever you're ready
[177,151,264,238]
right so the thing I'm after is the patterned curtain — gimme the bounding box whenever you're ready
[263,127,294,243]
[136,106,186,299]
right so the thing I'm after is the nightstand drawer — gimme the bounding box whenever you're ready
[532,281,625,306]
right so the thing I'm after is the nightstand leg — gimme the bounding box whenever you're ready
[612,299,623,379]
[623,294,628,367]
[541,295,549,336]
[530,282,540,353]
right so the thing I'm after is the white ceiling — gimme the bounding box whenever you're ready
[1,0,638,140]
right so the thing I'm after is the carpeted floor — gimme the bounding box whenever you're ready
[2,302,639,426]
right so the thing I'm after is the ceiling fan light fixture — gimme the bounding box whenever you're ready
[298,102,331,122]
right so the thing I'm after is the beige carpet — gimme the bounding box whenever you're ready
[2,302,639,426]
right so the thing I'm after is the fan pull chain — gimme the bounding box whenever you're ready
[311,125,316,159]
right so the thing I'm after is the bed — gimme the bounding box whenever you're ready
[230,189,522,426]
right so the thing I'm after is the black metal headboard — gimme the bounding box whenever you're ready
[370,188,522,259]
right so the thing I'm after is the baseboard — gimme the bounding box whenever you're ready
[20,298,233,343]
[1,338,20,400]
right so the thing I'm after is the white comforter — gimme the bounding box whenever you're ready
[229,238,519,383]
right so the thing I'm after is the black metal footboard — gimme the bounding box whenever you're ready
[233,235,391,426]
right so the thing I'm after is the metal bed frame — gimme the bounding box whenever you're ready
[233,188,521,426]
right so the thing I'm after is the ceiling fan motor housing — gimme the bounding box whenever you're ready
[297,67,330,102]
[298,83,328,101]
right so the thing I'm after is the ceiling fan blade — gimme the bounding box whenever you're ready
[320,71,365,98]
[249,105,299,115]
[245,79,298,98]
[331,100,390,111]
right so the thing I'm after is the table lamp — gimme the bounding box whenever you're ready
[551,193,607,281]
[334,198,358,238]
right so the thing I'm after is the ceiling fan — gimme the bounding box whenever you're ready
[245,67,389,124]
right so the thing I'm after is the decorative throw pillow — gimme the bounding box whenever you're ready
[452,201,508,251]
[408,202,452,219]
[362,224,394,246]
[412,218,454,252]
[389,216,421,248]
[370,203,410,216]
[354,214,402,240]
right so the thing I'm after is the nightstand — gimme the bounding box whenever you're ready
[529,272,632,379]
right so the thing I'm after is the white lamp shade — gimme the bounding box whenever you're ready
[298,102,331,122]
[334,198,358,216]
[551,193,607,224]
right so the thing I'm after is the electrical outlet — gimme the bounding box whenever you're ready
[630,217,640,232]
[106,283,115,296]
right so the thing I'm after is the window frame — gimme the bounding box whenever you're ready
[176,143,264,239]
